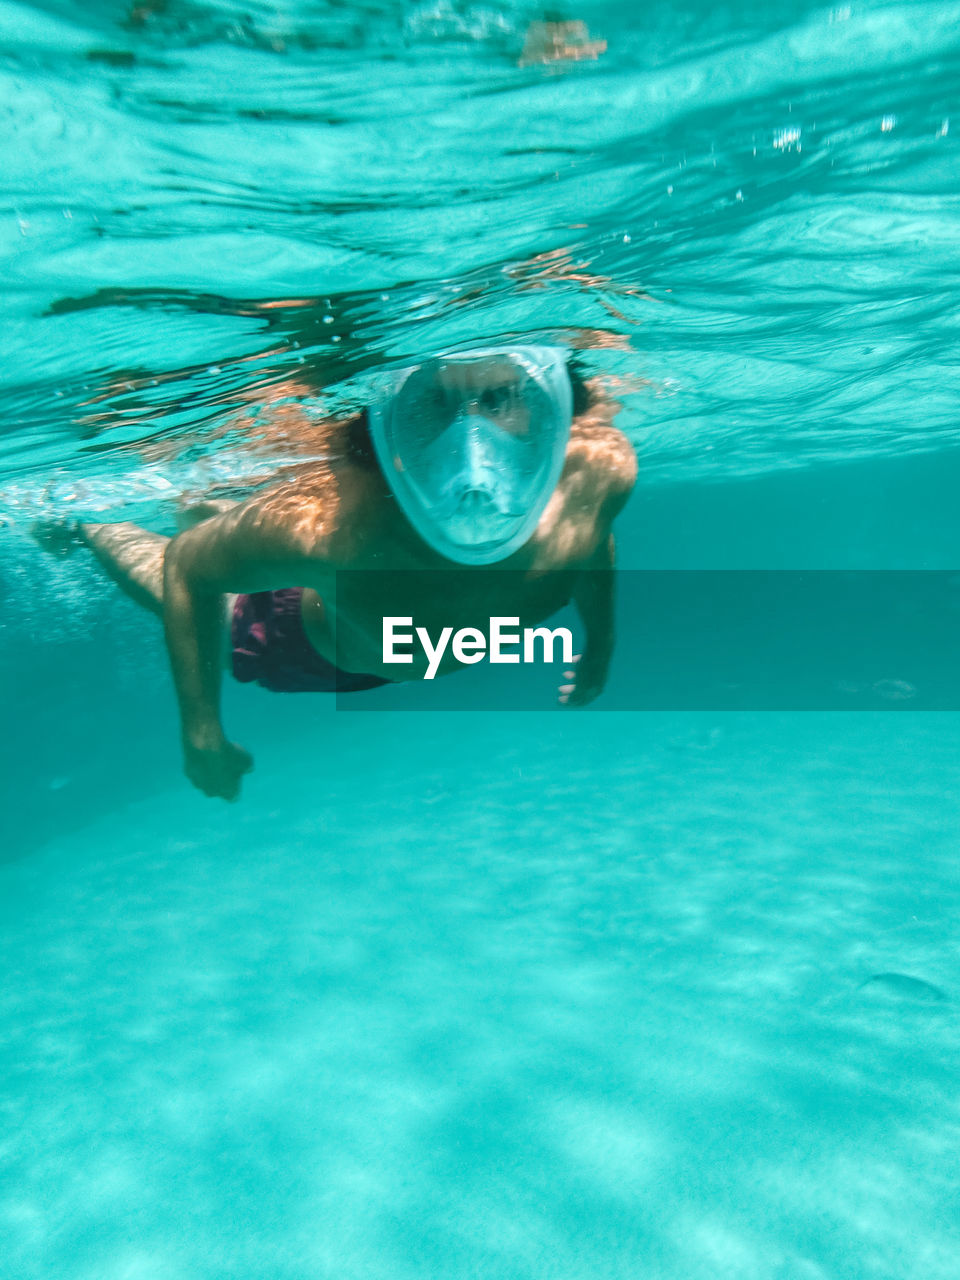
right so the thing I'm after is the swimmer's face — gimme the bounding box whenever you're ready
[369,343,573,564]
[433,358,534,437]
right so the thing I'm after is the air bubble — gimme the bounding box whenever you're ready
[773,127,801,152]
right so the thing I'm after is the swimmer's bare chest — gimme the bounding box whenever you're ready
[298,503,593,680]
[272,434,617,678]
[301,568,577,680]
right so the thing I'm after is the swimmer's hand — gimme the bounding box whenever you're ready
[183,733,253,801]
[558,651,608,707]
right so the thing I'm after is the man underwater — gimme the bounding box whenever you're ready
[68,345,636,799]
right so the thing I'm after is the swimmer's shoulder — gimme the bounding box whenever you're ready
[209,456,390,568]
[563,415,638,516]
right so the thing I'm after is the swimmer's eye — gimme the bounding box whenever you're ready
[412,386,453,422]
[478,385,522,415]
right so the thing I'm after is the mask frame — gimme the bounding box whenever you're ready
[369,344,573,565]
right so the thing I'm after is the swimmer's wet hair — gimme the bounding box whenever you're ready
[348,352,594,469]
[346,407,377,469]
[566,356,592,417]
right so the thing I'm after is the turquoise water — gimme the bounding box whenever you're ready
[2,1,960,1275]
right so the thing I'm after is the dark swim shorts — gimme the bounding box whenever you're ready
[231,588,390,694]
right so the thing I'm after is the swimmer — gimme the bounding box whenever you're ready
[46,346,636,800]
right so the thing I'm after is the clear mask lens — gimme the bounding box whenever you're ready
[370,345,573,565]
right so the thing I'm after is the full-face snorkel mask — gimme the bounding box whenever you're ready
[369,345,573,565]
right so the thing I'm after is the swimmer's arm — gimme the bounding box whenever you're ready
[561,437,635,706]
[162,502,332,798]
[576,530,616,644]
[563,534,616,706]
